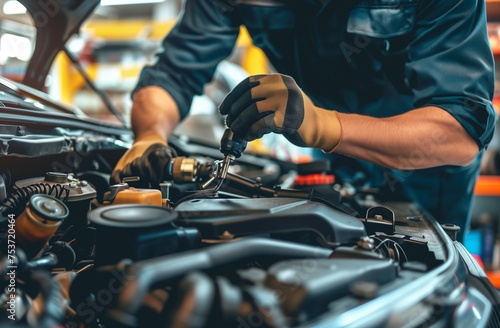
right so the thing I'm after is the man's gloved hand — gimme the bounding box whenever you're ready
[219,74,342,152]
[111,134,177,185]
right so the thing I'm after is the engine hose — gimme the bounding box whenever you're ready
[107,238,332,327]
[1,183,69,217]
[163,272,215,328]
[29,270,65,328]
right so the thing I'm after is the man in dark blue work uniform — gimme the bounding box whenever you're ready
[112,0,497,242]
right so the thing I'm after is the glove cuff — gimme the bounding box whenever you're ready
[310,108,343,152]
[134,133,167,145]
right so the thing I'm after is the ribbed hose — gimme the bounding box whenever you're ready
[29,270,65,328]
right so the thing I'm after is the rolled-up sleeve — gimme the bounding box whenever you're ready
[406,0,497,149]
[132,0,240,119]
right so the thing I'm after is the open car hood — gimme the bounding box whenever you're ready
[18,0,100,91]
[0,0,131,154]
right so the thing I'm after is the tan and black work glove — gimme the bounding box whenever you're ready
[111,133,177,185]
[219,74,342,152]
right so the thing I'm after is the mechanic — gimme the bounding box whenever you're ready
[111,0,497,242]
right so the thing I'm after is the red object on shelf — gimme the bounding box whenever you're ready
[487,271,500,288]
[473,254,486,270]
[294,174,335,186]
[488,21,500,56]
[493,97,500,112]
[474,176,500,196]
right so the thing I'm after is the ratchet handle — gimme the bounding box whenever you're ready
[220,128,247,158]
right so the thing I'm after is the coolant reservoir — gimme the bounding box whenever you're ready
[103,183,162,206]
[112,187,162,206]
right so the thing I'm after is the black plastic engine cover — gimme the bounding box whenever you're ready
[265,258,397,319]
[174,197,366,244]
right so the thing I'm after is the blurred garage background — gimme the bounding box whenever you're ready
[0,0,499,283]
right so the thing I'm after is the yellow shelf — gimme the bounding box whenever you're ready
[55,20,270,105]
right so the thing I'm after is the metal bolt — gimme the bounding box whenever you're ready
[160,181,173,201]
[220,231,235,240]
[357,236,375,250]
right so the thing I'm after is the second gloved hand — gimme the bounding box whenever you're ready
[111,134,177,185]
[219,74,342,152]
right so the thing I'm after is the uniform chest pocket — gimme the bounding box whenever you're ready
[347,0,418,39]
[238,5,296,31]
[237,5,296,59]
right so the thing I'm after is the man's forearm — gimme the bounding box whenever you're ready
[335,106,479,170]
[131,86,181,141]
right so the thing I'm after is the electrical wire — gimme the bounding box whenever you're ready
[393,242,409,263]
[174,182,246,206]
[174,188,219,206]
[372,236,409,264]
[1,183,70,216]
[372,236,392,257]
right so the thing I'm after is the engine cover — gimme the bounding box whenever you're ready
[175,197,366,244]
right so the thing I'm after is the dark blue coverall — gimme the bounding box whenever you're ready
[133,0,497,242]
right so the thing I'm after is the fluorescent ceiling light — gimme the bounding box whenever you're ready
[0,33,32,61]
[3,1,26,15]
[101,0,164,6]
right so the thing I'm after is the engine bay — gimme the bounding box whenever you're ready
[0,0,498,326]
[1,122,493,328]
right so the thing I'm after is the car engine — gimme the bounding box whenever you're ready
[0,121,499,328]
[0,1,499,326]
